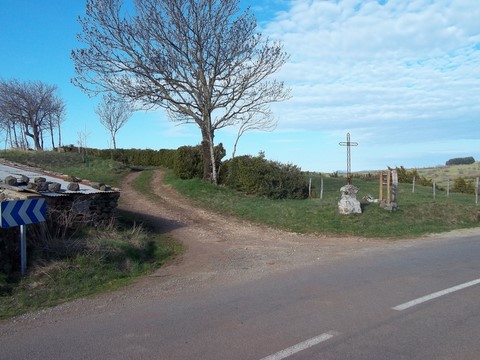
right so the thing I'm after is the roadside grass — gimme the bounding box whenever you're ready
[0,152,182,319]
[0,150,129,187]
[0,220,182,319]
[131,169,156,200]
[163,171,480,238]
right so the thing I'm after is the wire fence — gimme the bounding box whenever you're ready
[308,175,480,205]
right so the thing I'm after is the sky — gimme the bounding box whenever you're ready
[0,0,479,173]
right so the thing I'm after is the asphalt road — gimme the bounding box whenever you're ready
[1,233,479,360]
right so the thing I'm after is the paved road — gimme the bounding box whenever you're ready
[1,233,479,359]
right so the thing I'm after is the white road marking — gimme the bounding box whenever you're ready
[259,331,340,360]
[393,278,480,311]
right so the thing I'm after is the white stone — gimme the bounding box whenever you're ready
[338,184,362,215]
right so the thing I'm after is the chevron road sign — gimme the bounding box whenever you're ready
[0,199,46,228]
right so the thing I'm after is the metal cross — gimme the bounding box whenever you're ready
[339,132,358,184]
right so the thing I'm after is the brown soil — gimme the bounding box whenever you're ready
[118,170,395,296]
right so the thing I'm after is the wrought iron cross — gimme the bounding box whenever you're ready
[339,132,358,184]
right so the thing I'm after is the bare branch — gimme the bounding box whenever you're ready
[72,0,290,183]
[95,93,133,149]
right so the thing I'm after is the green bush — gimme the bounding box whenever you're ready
[221,155,308,199]
[60,147,178,169]
[452,177,476,194]
[446,157,475,166]
[174,145,203,179]
[394,166,433,187]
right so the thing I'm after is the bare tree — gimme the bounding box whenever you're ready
[47,98,66,150]
[0,79,65,150]
[232,111,277,158]
[77,128,90,163]
[71,0,290,184]
[95,94,132,149]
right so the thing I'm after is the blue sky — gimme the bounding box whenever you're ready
[1,0,479,172]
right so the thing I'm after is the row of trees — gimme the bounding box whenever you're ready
[0,79,135,152]
[0,79,65,150]
[2,0,289,179]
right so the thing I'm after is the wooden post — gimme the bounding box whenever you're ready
[412,176,416,193]
[387,170,391,204]
[447,178,450,197]
[379,172,383,200]
[476,177,479,205]
[309,178,312,198]
[433,181,436,200]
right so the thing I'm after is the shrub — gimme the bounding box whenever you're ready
[452,177,476,194]
[222,155,308,199]
[60,147,178,169]
[174,145,203,179]
[446,157,475,166]
[393,166,433,187]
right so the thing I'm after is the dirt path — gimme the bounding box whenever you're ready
[118,170,396,296]
[3,169,479,333]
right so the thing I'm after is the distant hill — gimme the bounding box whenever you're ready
[413,162,480,189]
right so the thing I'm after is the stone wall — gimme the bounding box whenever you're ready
[44,192,120,226]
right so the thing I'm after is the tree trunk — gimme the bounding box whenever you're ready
[33,126,42,150]
[50,122,55,149]
[57,117,62,149]
[209,132,218,185]
[200,126,218,184]
[25,121,43,150]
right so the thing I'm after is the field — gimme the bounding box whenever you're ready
[415,162,480,190]
[164,170,480,238]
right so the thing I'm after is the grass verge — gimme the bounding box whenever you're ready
[0,153,183,319]
[0,220,182,319]
[163,171,480,238]
[0,150,129,187]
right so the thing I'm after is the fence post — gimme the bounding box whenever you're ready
[379,172,383,200]
[476,177,479,205]
[412,176,416,193]
[309,178,312,198]
[387,170,391,204]
[433,181,436,200]
[320,178,324,200]
[447,178,450,197]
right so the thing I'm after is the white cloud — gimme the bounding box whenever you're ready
[262,0,480,149]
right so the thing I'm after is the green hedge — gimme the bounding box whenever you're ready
[60,146,177,169]
[221,155,308,199]
[60,146,306,198]
[174,145,203,179]
[61,145,226,182]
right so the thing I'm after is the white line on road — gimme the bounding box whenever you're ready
[393,278,480,311]
[258,331,340,360]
